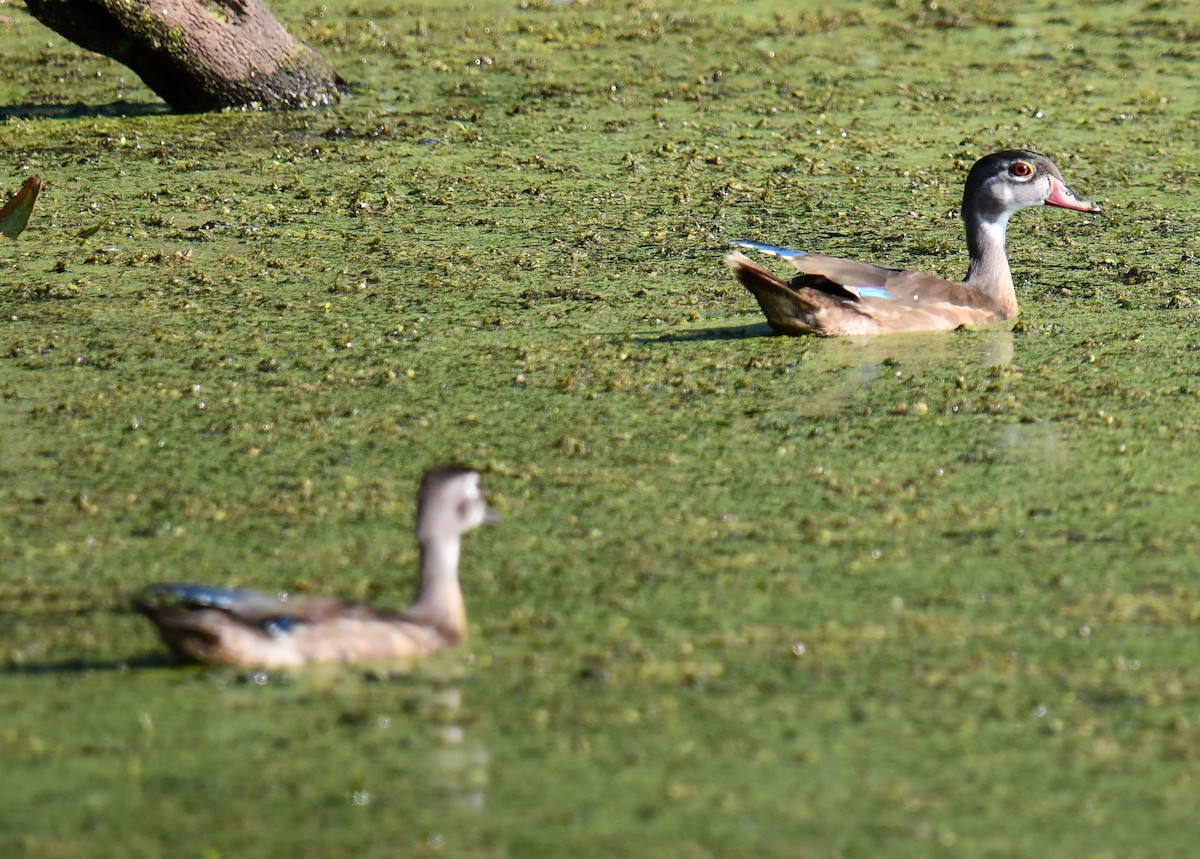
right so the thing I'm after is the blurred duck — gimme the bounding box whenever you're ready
[132,466,498,668]
[727,150,1099,336]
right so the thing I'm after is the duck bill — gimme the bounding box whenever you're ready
[1045,176,1100,213]
[483,506,502,525]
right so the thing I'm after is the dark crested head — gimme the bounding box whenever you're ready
[416,465,498,541]
[963,150,1099,223]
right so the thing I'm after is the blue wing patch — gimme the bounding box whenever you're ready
[142,583,290,620]
[146,584,253,609]
[847,286,891,300]
[729,240,808,260]
[264,616,302,637]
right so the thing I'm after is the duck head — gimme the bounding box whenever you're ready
[416,465,499,543]
[963,150,1100,225]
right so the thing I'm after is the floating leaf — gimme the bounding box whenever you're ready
[0,175,42,239]
[77,217,110,239]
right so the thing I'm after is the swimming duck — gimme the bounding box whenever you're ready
[727,150,1099,336]
[131,465,498,668]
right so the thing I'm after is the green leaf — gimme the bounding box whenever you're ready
[0,175,42,239]
[77,217,110,239]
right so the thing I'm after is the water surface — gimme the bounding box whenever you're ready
[2,1,1199,856]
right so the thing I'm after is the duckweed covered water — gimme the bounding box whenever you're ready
[2,0,1200,855]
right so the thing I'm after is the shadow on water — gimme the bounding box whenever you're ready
[639,321,780,342]
[0,604,182,674]
[0,101,169,120]
[1,654,181,675]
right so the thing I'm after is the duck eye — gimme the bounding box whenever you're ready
[1010,161,1034,178]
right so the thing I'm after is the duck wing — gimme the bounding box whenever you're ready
[731,241,899,293]
[130,583,387,637]
[728,243,1003,335]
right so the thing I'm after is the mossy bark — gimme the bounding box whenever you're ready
[24,0,347,112]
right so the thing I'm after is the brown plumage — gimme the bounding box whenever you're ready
[131,466,498,668]
[728,150,1099,336]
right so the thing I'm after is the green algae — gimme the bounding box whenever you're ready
[2,0,1200,856]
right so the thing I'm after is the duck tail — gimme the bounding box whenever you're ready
[130,591,225,662]
[726,252,820,335]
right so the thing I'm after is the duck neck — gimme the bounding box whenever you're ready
[963,210,1018,318]
[408,536,465,641]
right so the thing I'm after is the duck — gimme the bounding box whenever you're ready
[726,150,1099,336]
[131,465,498,668]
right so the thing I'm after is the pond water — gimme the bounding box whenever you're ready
[2,1,1199,856]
